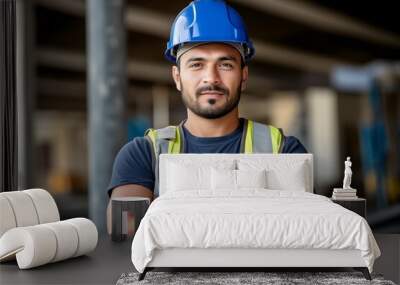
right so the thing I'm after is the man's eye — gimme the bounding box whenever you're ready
[189,63,202,68]
[221,62,233,69]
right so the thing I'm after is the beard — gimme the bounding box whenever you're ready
[180,81,242,119]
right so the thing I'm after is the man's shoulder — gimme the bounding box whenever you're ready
[113,136,154,170]
[108,136,155,196]
[119,136,152,156]
[282,135,308,153]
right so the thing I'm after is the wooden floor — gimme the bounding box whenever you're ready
[373,234,400,284]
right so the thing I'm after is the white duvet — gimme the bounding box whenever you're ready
[131,190,380,273]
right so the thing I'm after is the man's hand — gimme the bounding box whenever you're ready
[107,184,153,235]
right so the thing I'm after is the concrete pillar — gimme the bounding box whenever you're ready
[305,87,340,193]
[87,0,127,232]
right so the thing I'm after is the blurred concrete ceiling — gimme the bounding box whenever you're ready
[31,0,400,110]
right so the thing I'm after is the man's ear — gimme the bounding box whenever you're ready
[172,65,181,91]
[241,66,249,91]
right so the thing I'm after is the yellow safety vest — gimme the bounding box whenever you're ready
[144,118,284,196]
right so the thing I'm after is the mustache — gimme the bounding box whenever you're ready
[196,84,229,97]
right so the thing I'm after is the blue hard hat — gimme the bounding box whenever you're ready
[165,0,255,63]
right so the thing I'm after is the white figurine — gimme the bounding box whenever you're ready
[342,157,353,189]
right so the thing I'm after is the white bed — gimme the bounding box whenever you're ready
[131,154,381,280]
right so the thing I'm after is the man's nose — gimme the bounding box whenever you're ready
[203,65,221,85]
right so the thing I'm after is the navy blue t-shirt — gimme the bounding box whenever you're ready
[108,119,307,196]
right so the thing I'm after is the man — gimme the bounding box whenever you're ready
[106,0,307,233]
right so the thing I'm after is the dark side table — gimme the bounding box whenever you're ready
[331,197,367,218]
[112,197,150,242]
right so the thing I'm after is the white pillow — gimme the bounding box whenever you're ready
[211,168,236,190]
[167,160,236,192]
[236,169,267,189]
[238,159,308,191]
[167,162,210,191]
[211,168,267,190]
[266,161,308,191]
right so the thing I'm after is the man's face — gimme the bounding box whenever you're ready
[172,43,248,119]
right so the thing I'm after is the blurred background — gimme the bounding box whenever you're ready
[11,0,400,232]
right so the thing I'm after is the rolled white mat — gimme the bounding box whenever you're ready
[0,196,17,238]
[0,192,39,227]
[0,218,98,269]
[65,218,98,257]
[0,226,57,269]
[42,221,79,262]
[23,189,60,224]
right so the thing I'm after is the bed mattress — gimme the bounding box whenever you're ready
[131,190,380,273]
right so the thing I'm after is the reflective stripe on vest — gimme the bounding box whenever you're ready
[145,119,284,197]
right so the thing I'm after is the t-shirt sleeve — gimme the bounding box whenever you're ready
[282,136,308,153]
[107,137,154,197]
